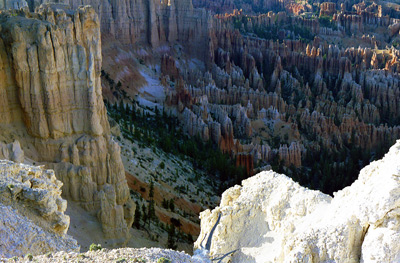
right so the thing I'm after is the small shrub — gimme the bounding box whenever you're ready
[25,254,33,261]
[156,258,171,263]
[89,243,102,252]
[159,162,165,169]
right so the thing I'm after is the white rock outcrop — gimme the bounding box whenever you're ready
[0,160,79,258]
[195,140,400,262]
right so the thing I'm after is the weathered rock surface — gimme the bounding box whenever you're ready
[0,160,79,257]
[319,2,336,17]
[3,0,210,57]
[0,5,134,241]
[0,141,24,163]
[0,0,27,9]
[195,140,400,262]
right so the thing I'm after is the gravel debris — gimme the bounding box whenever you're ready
[1,247,209,263]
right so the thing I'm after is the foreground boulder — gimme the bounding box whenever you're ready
[0,160,78,257]
[195,140,400,262]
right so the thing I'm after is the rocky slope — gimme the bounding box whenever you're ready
[0,5,134,242]
[195,139,400,262]
[0,160,79,257]
[0,157,204,261]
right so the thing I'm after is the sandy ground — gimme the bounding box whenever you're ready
[139,69,166,104]
[66,201,174,253]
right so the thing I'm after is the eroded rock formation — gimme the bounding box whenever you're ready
[195,140,400,262]
[0,5,134,241]
[163,4,400,179]
[319,2,336,17]
[3,0,210,58]
[0,160,79,257]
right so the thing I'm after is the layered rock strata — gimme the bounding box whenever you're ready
[195,140,400,262]
[0,160,79,257]
[3,0,211,58]
[0,5,134,241]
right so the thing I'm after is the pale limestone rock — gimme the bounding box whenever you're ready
[195,140,400,262]
[0,141,24,163]
[195,172,331,262]
[0,204,78,258]
[98,184,129,240]
[0,160,70,235]
[361,209,400,262]
[0,160,78,257]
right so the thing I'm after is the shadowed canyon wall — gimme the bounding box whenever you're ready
[13,0,211,58]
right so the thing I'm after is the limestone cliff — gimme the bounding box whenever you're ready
[2,0,210,58]
[195,140,400,262]
[0,5,134,241]
[0,160,79,257]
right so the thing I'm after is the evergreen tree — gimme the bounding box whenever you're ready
[119,101,124,114]
[147,181,156,227]
[141,204,147,225]
[169,199,175,212]
[133,201,141,229]
[166,224,177,250]
[162,198,168,209]
[134,126,141,140]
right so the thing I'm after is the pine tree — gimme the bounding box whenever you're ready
[147,181,156,228]
[142,204,147,225]
[166,224,177,250]
[134,126,141,140]
[169,199,175,212]
[162,198,168,209]
[119,101,124,114]
[134,202,141,229]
